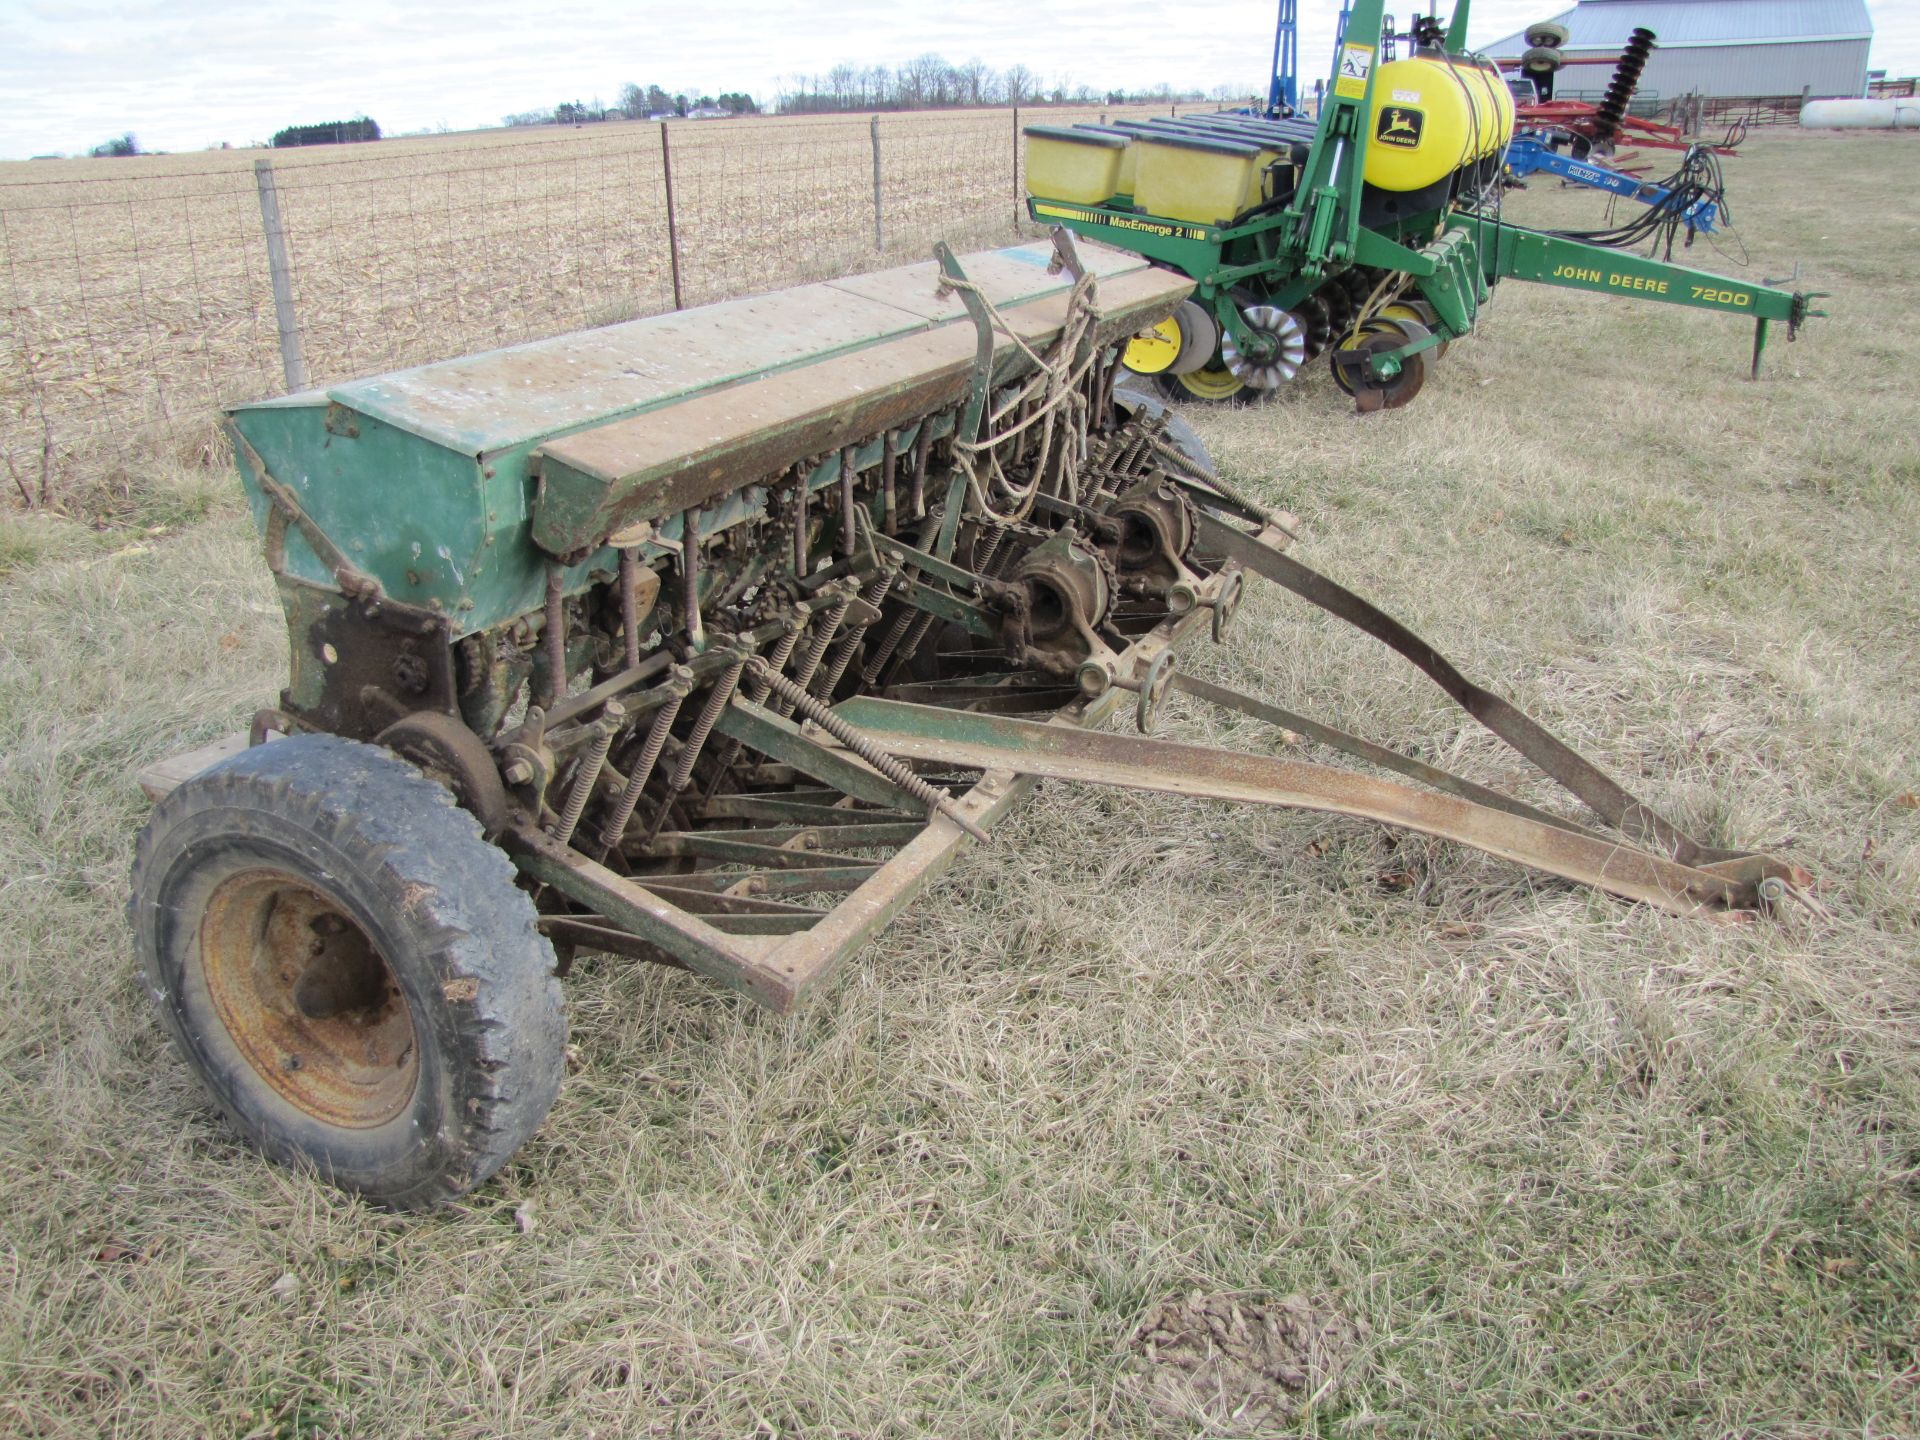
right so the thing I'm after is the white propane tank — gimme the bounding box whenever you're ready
[1799,98,1920,129]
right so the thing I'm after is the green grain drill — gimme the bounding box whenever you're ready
[132,233,1811,1208]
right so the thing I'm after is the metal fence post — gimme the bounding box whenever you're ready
[660,121,685,310]
[1011,105,1020,229]
[251,157,307,393]
[870,115,884,252]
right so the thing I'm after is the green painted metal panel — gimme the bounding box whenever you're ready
[227,399,608,634]
[526,264,1192,558]
[224,242,1169,638]
[1450,215,1803,321]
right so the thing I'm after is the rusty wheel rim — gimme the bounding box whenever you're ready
[198,869,419,1128]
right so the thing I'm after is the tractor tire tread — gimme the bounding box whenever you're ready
[129,733,565,1210]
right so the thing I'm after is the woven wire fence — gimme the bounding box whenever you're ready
[0,104,1181,513]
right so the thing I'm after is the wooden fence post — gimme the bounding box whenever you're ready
[251,157,307,392]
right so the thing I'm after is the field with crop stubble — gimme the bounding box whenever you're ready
[0,106,1173,514]
[1,128,1917,1437]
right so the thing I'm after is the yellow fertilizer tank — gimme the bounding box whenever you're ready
[1364,52,1514,192]
[1022,126,1129,205]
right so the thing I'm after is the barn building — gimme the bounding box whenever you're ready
[1482,0,1875,102]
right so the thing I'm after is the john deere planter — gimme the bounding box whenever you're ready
[1024,0,1820,408]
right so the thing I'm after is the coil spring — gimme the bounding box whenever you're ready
[553,701,623,846]
[883,610,940,686]
[971,523,1009,577]
[861,600,922,687]
[594,672,690,858]
[780,594,852,710]
[665,653,746,795]
[814,573,894,701]
[1148,437,1273,525]
[747,659,989,843]
[697,622,805,803]
[1088,414,1166,501]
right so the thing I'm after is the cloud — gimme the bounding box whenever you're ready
[0,0,1912,157]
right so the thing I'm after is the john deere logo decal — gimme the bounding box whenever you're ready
[1376,106,1424,148]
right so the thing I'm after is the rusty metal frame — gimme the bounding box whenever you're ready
[500,462,1814,1021]
[503,575,1226,1014]
[829,696,1789,917]
[178,239,1814,1043]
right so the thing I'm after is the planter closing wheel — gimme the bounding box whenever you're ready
[1219,305,1308,390]
[1125,300,1219,378]
[1378,299,1449,360]
[1168,362,1250,403]
[129,733,566,1210]
[1331,317,1432,411]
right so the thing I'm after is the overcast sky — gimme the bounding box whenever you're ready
[0,0,1912,158]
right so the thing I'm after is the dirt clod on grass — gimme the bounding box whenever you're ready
[1126,1290,1368,1432]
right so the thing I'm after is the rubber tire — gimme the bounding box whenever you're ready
[130,733,566,1210]
[1167,299,1221,376]
[1161,365,1261,405]
[1113,385,1219,478]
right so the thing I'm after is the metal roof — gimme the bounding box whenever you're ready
[1480,0,1873,55]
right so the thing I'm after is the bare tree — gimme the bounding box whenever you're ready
[829,63,858,110]
[953,58,993,107]
[772,51,1138,113]
[899,53,951,109]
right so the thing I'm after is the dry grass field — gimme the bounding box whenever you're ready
[0,106,1169,513]
[1,129,1917,1437]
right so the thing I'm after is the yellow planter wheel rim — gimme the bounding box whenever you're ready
[1172,363,1247,402]
[1380,302,1449,360]
[1124,317,1182,375]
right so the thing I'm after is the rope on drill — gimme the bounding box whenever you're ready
[937,267,1106,526]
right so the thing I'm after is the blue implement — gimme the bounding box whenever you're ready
[1505,136,1719,235]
